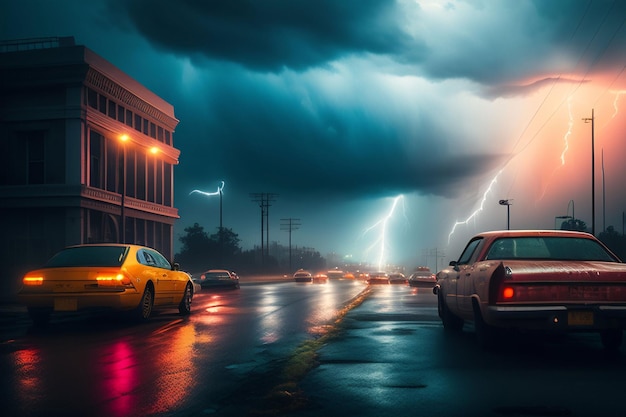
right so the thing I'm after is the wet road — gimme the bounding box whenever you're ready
[4,280,626,417]
[294,285,626,417]
[0,278,367,417]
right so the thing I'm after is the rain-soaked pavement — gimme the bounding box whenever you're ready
[283,285,626,417]
[4,281,626,417]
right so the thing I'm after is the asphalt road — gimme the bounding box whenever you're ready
[288,285,626,417]
[3,278,626,417]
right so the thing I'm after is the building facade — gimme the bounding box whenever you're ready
[0,37,180,297]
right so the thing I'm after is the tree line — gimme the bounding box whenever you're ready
[174,223,326,275]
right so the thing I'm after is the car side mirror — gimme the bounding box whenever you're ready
[172,262,180,271]
[449,261,460,272]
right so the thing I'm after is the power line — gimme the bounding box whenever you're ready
[250,193,278,265]
[281,218,301,272]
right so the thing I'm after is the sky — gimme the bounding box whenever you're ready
[2,0,626,271]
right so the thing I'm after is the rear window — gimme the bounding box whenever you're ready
[44,246,129,267]
[205,272,230,279]
[485,237,618,262]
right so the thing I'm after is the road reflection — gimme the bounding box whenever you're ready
[14,346,42,405]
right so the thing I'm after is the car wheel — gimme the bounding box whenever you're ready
[600,329,623,351]
[472,299,498,350]
[135,284,154,321]
[178,282,193,315]
[28,307,52,328]
[439,292,463,331]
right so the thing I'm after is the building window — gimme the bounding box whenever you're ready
[134,114,142,132]
[89,131,104,189]
[156,159,163,204]
[106,139,119,193]
[165,130,171,145]
[136,153,146,199]
[164,163,172,206]
[147,157,155,202]
[27,132,45,184]
[126,148,136,198]
[126,109,133,127]
[108,101,117,119]
[87,88,98,109]
[98,95,107,114]
[117,104,125,123]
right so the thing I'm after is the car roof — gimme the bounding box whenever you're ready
[473,230,595,239]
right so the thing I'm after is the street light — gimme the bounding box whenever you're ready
[119,134,130,243]
[499,199,512,230]
[583,109,595,235]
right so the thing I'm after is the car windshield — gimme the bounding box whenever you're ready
[44,246,129,267]
[206,272,230,279]
[485,236,618,262]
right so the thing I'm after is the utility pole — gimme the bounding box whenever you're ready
[281,218,301,272]
[250,193,278,266]
[583,109,595,235]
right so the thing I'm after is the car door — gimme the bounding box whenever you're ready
[455,238,484,318]
[145,249,177,305]
[137,249,171,305]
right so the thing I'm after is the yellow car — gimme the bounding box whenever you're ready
[18,244,194,327]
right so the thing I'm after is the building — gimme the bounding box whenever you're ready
[0,37,180,297]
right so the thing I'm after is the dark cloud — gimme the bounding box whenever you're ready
[172,71,505,201]
[108,0,414,72]
[4,0,625,263]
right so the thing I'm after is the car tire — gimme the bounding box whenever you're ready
[134,284,154,321]
[600,329,623,351]
[472,299,498,350]
[178,282,193,315]
[28,307,52,328]
[439,292,463,331]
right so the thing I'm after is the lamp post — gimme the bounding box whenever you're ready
[499,199,512,230]
[583,110,595,235]
[119,134,130,243]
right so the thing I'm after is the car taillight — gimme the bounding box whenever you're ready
[23,276,44,286]
[502,287,515,299]
[489,262,512,304]
[96,273,132,287]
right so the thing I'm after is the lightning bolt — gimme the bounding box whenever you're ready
[611,90,626,119]
[447,170,502,245]
[537,97,574,201]
[362,195,407,271]
[560,97,574,165]
[190,181,225,197]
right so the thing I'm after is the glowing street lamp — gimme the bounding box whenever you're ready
[582,109,595,235]
[119,134,130,243]
[499,199,512,230]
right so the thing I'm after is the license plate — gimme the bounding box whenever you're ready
[568,310,594,326]
[54,298,78,311]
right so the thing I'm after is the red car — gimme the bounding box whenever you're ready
[434,230,626,350]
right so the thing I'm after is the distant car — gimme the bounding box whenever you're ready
[408,267,436,288]
[367,272,389,285]
[356,272,370,281]
[326,269,345,280]
[197,269,240,289]
[18,244,194,327]
[343,272,355,280]
[293,269,313,283]
[434,230,626,350]
[388,272,407,285]
[312,272,329,283]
